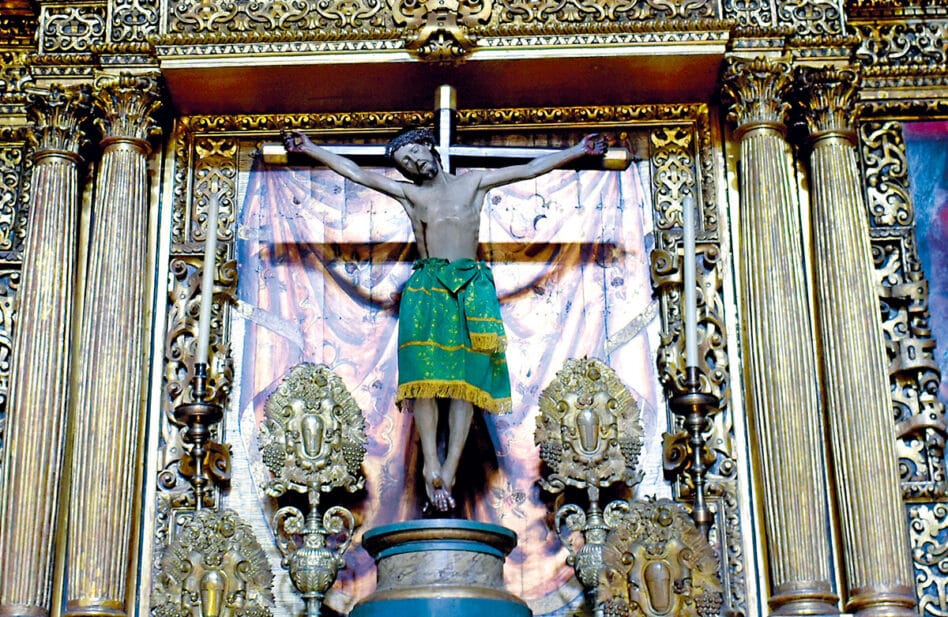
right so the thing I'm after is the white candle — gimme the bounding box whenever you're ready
[683,196,698,368]
[196,194,220,366]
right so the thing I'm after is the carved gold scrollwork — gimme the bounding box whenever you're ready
[39,4,106,54]
[109,0,161,42]
[0,142,31,255]
[860,121,913,227]
[151,509,275,617]
[853,22,948,68]
[599,498,723,617]
[776,0,842,35]
[650,126,695,231]
[169,0,390,35]
[158,255,237,508]
[494,0,717,24]
[193,137,238,244]
[723,0,775,28]
[909,503,948,617]
[858,119,947,502]
[389,0,491,60]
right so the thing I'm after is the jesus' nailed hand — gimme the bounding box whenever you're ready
[282,127,608,514]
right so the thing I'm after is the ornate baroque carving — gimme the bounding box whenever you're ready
[491,0,718,24]
[909,502,948,617]
[109,0,161,42]
[93,72,163,144]
[0,142,31,256]
[157,254,237,508]
[794,67,860,137]
[151,509,275,617]
[599,499,723,617]
[168,0,393,36]
[259,363,367,498]
[0,269,20,473]
[26,84,94,155]
[39,4,107,54]
[721,57,793,131]
[859,120,913,227]
[535,358,644,492]
[858,120,947,501]
[776,0,843,35]
[723,0,776,28]
[853,21,948,68]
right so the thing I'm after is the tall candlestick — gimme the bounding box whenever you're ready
[196,194,220,366]
[683,196,698,368]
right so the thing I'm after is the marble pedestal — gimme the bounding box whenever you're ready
[350,519,532,617]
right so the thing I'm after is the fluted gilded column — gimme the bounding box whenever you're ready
[796,67,916,617]
[64,73,163,617]
[721,57,839,615]
[0,84,92,617]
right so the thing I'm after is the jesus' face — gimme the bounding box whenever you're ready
[392,142,440,183]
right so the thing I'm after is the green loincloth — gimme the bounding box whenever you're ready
[396,258,512,413]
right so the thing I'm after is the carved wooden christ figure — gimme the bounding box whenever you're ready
[284,128,606,513]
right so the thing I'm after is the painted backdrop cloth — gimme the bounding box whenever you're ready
[397,258,512,412]
[233,156,664,616]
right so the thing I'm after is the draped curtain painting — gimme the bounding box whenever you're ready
[228,154,665,615]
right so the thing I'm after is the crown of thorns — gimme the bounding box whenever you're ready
[386,128,437,159]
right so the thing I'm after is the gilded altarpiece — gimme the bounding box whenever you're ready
[147,105,752,617]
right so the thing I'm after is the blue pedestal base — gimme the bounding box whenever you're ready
[350,519,532,617]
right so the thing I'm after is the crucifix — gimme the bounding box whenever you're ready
[265,85,630,515]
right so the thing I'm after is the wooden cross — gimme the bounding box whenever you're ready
[262,85,631,172]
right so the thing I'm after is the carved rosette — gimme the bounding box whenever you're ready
[150,509,275,617]
[259,363,367,497]
[535,357,644,492]
[599,499,723,617]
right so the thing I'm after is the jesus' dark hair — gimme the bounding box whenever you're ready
[386,128,437,159]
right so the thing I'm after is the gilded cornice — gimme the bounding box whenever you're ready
[795,66,860,138]
[174,103,707,137]
[720,57,794,133]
